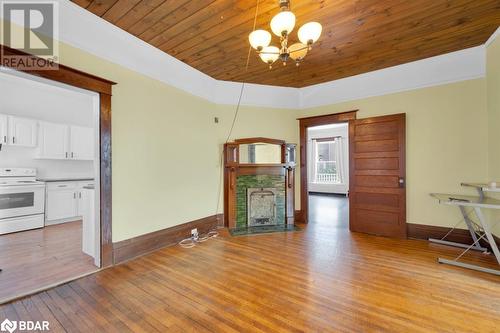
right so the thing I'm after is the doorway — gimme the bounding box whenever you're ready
[298,111,357,225]
[307,123,349,229]
[0,70,102,303]
[298,112,407,238]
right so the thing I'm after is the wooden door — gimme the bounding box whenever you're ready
[349,113,406,238]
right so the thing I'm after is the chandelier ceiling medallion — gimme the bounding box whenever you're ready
[248,0,322,68]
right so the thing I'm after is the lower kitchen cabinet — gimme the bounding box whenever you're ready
[45,180,95,225]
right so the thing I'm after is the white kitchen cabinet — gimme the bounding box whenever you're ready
[81,187,96,261]
[8,116,37,147]
[70,125,94,160]
[46,183,78,222]
[0,114,8,145]
[45,181,95,225]
[77,181,95,216]
[37,121,70,159]
[36,122,94,161]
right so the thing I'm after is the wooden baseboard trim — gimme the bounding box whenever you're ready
[113,214,223,264]
[294,210,305,223]
[407,223,500,248]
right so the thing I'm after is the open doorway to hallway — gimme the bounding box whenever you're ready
[307,123,349,228]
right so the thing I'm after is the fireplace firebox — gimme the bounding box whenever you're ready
[247,188,277,226]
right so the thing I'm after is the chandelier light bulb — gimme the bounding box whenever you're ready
[298,22,322,45]
[249,30,272,50]
[259,46,280,65]
[289,43,308,61]
[270,11,296,37]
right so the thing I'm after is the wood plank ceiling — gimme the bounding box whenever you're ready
[72,0,500,87]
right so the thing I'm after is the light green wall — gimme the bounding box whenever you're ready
[298,80,489,229]
[487,35,500,235]
[58,44,222,242]
[487,36,500,181]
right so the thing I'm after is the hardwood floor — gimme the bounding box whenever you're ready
[1,215,499,332]
[308,193,349,229]
[0,221,97,303]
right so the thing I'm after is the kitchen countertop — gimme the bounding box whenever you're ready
[37,177,95,182]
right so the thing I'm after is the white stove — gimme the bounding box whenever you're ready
[0,168,46,234]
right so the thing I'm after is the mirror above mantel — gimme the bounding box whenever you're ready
[224,137,296,167]
[239,142,282,164]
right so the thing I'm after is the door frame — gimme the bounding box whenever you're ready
[1,46,116,267]
[297,111,357,223]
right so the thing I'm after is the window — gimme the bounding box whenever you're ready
[314,138,341,184]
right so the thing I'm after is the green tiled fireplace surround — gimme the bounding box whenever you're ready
[236,175,286,228]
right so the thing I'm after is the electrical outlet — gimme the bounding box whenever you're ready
[191,228,198,237]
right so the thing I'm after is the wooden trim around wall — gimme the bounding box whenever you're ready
[1,46,115,94]
[234,137,286,145]
[113,214,223,264]
[294,210,305,223]
[407,223,500,250]
[1,45,115,267]
[298,110,357,223]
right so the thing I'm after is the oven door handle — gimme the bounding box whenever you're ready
[0,185,46,191]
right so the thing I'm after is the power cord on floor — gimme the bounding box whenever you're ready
[179,229,219,248]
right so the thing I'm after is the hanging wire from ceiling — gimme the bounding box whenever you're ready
[180,0,261,248]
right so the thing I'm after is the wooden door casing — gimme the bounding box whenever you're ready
[349,114,406,238]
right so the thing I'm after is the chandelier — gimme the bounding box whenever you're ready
[248,0,322,68]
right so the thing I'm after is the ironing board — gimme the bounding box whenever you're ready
[430,191,500,275]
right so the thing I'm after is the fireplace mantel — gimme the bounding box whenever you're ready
[223,138,296,229]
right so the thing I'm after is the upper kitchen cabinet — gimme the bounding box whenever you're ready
[70,125,94,160]
[37,122,94,161]
[0,114,7,145]
[8,116,37,147]
[37,121,69,159]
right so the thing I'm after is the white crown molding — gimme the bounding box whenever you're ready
[214,81,300,109]
[299,46,486,109]
[485,26,500,47]
[0,1,492,110]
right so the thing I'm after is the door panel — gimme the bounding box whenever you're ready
[9,116,37,147]
[349,114,406,238]
[46,189,78,221]
[70,125,94,160]
[38,121,69,159]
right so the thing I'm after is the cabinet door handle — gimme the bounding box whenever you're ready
[12,137,15,144]
[79,192,81,199]
[74,192,76,199]
[57,185,67,188]
[3,136,6,143]
[71,152,74,158]
[65,152,68,158]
